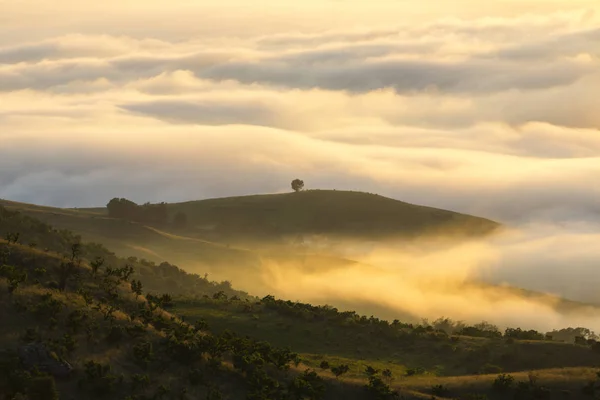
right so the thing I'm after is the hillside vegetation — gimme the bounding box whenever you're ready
[3,205,600,399]
[0,198,261,280]
[0,206,361,400]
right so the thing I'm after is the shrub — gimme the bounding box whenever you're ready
[194,319,209,332]
[130,374,150,390]
[82,360,115,396]
[492,374,515,392]
[34,294,64,320]
[365,375,399,399]
[20,328,41,344]
[382,369,393,381]
[28,376,59,400]
[289,369,326,400]
[126,323,146,338]
[504,328,544,341]
[331,364,350,378]
[206,387,223,400]
[62,334,77,355]
[457,323,501,339]
[431,384,450,397]
[65,310,88,334]
[132,341,154,368]
[405,367,425,376]
[46,281,59,290]
[188,368,205,386]
[106,325,124,345]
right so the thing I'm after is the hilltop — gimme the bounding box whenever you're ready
[88,190,501,240]
[0,190,501,244]
[162,190,500,240]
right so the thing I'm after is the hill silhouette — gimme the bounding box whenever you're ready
[130,190,500,239]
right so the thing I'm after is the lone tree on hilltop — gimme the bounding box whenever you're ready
[291,179,304,192]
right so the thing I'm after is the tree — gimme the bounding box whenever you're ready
[131,280,143,299]
[106,198,168,225]
[5,232,20,245]
[291,179,304,192]
[492,374,515,392]
[365,375,399,400]
[331,364,349,379]
[0,265,28,294]
[90,257,104,277]
[57,243,82,291]
[106,198,138,219]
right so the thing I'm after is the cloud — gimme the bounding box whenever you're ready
[489,27,600,60]
[2,18,598,96]
[201,56,593,95]
[0,34,169,64]
[210,227,600,332]
[121,99,288,129]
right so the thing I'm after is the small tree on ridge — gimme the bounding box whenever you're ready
[291,179,304,192]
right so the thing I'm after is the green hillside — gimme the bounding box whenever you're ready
[0,198,261,281]
[75,190,499,239]
[2,206,600,400]
[162,190,500,239]
[0,191,500,291]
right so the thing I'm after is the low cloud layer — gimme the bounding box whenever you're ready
[191,225,600,333]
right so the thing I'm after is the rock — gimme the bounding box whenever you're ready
[18,343,73,378]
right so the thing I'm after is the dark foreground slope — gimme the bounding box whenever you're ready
[2,206,600,400]
[0,206,367,400]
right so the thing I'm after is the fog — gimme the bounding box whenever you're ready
[1,0,600,332]
[212,223,600,333]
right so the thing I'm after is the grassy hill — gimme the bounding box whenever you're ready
[0,191,500,293]
[0,198,262,282]
[2,205,600,399]
[140,190,500,240]
[73,190,500,240]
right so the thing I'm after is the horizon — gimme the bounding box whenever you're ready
[1,188,503,223]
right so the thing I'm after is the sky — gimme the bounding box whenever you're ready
[2,0,600,329]
[1,0,599,227]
